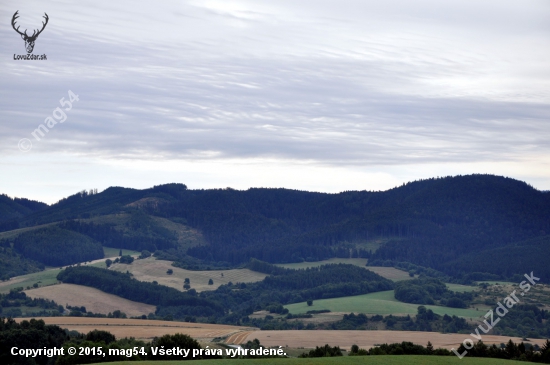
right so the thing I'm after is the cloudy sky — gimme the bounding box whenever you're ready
[1,0,549,204]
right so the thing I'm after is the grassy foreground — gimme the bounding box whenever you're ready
[91,356,532,365]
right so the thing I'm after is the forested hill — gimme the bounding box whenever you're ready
[0,194,47,231]
[3,174,550,281]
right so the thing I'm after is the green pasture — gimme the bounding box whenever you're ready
[285,290,483,319]
[0,268,61,294]
[445,283,478,292]
[0,247,138,294]
[91,355,533,365]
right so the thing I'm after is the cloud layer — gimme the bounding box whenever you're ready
[1,0,549,202]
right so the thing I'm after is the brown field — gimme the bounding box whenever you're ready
[16,317,256,342]
[111,257,267,292]
[24,284,156,317]
[234,330,549,351]
[366,267,412,281]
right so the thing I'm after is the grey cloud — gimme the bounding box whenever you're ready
[1,0,549,170]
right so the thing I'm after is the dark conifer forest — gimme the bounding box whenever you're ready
[1,174,549,281]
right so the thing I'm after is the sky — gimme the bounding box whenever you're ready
[1,0,549,204]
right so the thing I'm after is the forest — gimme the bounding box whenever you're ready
[12,226,104,266]
[1,174,550,281]
[393,277,473,308]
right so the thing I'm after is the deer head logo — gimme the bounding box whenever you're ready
[12,10,49,54]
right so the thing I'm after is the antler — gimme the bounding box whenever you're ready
[11,10,26,36]
[11,11,49,39]
[32,13,49,38]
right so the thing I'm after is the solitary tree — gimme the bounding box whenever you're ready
[105,259,112,268]
[208,278,214,285]
[307,300,313,306]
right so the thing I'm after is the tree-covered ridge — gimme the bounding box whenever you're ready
[0,244,43,280]
[12,226,104,266]
[0,194,47,231]
[57,266,224,317]
[260,263,392,291]
[4,174,550,281]
[59,214,178,252]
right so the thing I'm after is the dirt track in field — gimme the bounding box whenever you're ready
[16,317,257,342]
[233,330,549,351]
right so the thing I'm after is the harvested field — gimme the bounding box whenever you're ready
[234,330,549,351]
[226,331,255,344]
[111,257,267,292]
[17,317,256,342]
[24,284,156,317]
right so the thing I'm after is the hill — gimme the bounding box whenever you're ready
[0,194,47,231]
[1,174,549,282]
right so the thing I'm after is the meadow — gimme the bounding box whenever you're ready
[285,290,483,318]
[0,266,61,294]
[0,246,139,294]
[110,257,267,292]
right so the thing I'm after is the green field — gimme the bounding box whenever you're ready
[91,356,532,365]
[445,283,478,292]
[0,267,61,294]
[276,258,368,270]
[285,290,483,318]
[0,248,138,294]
